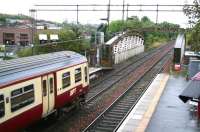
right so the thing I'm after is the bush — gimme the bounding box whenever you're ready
[0,45,5,52]
[17,47,33,57]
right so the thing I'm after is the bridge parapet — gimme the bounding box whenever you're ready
[101,31,144,67]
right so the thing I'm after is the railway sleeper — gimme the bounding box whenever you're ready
[105,114,124,119]
[122,97,137,100]
[113,108,129,113]
[114,104,132,109]
[95,126,115,131]
[103,116,122,122]
[107,111,126,116]
[118,100,135,104]
[109,109,128,114]
[98,122,118,128]
[101,120,120,125]
[113,105,132,110]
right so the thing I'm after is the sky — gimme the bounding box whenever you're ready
[0,0,194,27]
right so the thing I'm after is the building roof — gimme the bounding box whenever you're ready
[105,31,144,46]
[192,72,200,81]
[188,60,200,79]
[179,72,200,103]
[105,34,122,45]
[0,51,87,88]
[179,80,200,103]
[174,34,185,48]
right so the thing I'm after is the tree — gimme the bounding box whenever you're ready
[141,16,154,28]
[187,22,200,51]
[183,0,200,51]
[109,20,124,33]
[183,0,200,24]
[106,16,179,49]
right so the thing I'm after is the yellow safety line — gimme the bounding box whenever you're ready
[135,74,169,132]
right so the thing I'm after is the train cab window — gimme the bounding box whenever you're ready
[49,78,54,93]
[62,72,70,88]
[85,67,88,82]
[75,68,82,83]
[11,84,34,112]
[43,80,47,96]
[0,95,5,118]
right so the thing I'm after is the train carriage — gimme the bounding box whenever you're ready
[0,51,89,131]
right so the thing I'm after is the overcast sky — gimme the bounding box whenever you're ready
[0,0,194,27]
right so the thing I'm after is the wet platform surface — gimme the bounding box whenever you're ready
[146,75,200,132]
[117,74,169,132]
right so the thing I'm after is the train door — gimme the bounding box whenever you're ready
[42,74,55,116]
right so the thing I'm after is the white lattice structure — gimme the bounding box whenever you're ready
[105,33,144,64]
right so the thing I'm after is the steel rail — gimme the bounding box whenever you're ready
[86,43,171,104]
[83,50,172,131]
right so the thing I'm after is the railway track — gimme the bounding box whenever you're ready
[90,43,171,88]
[84,52,172,132]
[26,42,173,132]
[86,43,173,104]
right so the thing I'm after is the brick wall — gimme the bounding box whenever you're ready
[0,27,33,45]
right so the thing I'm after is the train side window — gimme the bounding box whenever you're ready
[62,72,70,88]
[43,80,47,96]
[85,67,88,82]
[75,68,82,83]
[49,78,54,93]
[11,88,22,96]
[11,84,34,112]
[0,95,5,118]
[24,84,34,92]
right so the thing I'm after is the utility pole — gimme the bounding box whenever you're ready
[122,0,125,22]
[122,0,125,31]
[156,4,159,24]
[29,9,37,43]
[30,9,36,55]
[77,5,79,24]
[126,4,129,30]
[107,0,111,31]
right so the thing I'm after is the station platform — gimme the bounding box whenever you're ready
[89,67,102,75]
[89,67,103,80]
[117,73,200,132]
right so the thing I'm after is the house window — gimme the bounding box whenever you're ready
[0,95,5,118]
[11,84,34,112]
[75,68,82,83]
[62,72,70,88]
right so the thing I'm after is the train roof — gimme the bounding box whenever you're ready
[174,34,185,48]
[0,51,87,88]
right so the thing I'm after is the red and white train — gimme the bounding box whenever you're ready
[0,51,89,131]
